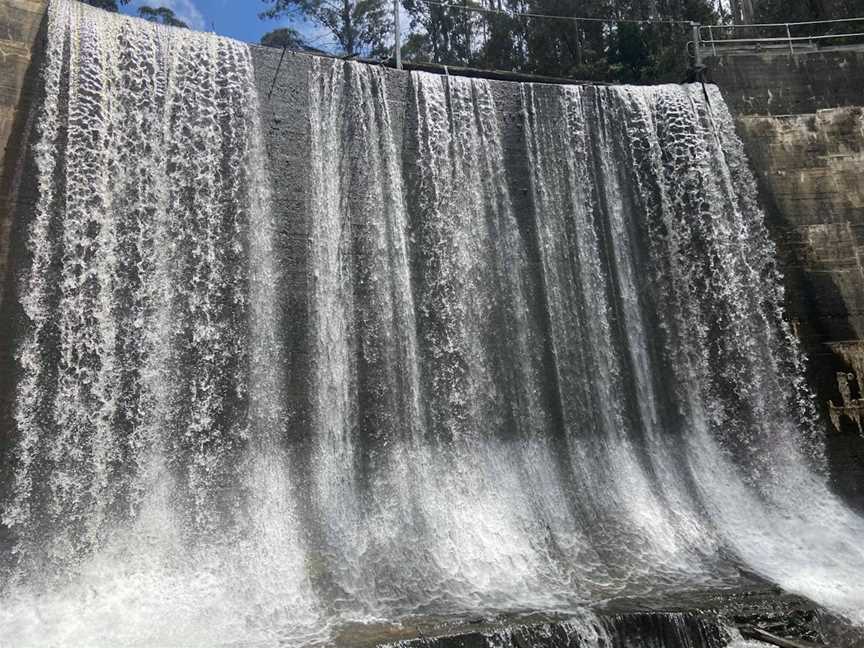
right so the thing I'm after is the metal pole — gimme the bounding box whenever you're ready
[394,0,402,69]
[786,23,794,55]
[708,24,716,57]
[692,22,702,67]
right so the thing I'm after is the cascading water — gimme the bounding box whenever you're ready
[0,1,320,644]
[2,1,864,646]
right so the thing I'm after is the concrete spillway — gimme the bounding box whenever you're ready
[0,1,863,645]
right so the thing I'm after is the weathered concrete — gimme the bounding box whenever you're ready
[0,0,46,309]
[255,44,864,509]
[709,49,864,116]
[710,49,864,508]
[372,588,849,648]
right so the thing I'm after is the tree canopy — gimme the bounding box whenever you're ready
[261,27,308,49]
[399,0,723,82]
[260,0,394,57]
[138,6,189,28]
[81,0,130,12]
[258,0,725,80]
[755,0,864,22]
[82,1,189,29]
[81,0,864,84]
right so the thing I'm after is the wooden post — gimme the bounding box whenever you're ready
[692,22,702,68]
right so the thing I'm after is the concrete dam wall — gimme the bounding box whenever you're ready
[261,42,864,513]
[4,3,862,509]
[710,48,864,507]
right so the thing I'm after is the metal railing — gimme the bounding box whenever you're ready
[697,16,864,57]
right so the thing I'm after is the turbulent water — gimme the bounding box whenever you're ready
[1,1,864,646]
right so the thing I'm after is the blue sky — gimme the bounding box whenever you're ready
[121,0,335,49]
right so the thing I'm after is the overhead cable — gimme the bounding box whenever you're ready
[415,0,694,26]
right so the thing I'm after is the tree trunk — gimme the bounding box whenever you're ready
[740,0,755,23]
[731,0,755,24]
[342,0,355,55]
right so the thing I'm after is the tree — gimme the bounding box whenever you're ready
[729,0,755,23]
[138,6,189,28]
[399,0,721,82]
[260,0,393,57]
[401,0,481,66]
[755,0,864,21]
[81,0,130,11]
[261,27,308,49]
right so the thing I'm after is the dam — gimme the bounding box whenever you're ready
[0,1,863,646]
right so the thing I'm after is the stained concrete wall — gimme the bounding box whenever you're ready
[711,49,864,507]
[709,49,864,115]
[254,44,864,508]
[249,48,541,446]
[0,0,46,309]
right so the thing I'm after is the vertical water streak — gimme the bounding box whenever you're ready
[408,72,577,608]
[307,58,427,615]
[3,0,300,602]
[522,83,720,596]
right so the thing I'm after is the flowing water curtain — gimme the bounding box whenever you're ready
[559,82,864,621]
[2,2,327,643]
[407,71,594,609]
[306,58,431,614]
[5,0,262,577]
[307,63,599,615]
[520,82,733,596]
[672,87,864,625]
[599,83,825,491]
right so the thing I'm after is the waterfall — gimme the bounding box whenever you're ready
[0,2,321,645]
[1,1,864,646]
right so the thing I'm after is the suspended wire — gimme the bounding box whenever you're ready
[720,15,864,29]
[414,0,694,26]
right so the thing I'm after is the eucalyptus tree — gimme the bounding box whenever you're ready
[260,0,393,57]
[138,6,189,27]
[261,27,309,49]
[755,0,864,21]
[401,0,479,65]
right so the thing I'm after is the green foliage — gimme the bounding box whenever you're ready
[756,0,864,22]
[81,0,130,12]
[260,0,393,57]
[400,0,722,82]
[751,1,864,47]
[138,6,189,27]
[255,0,864,82]
[401,0,477,65]
[261,27,308,49]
